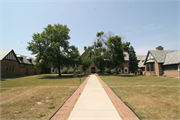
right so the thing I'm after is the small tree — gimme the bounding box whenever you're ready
[129,46,138,73]
[81,57,92,74]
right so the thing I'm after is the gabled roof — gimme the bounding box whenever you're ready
[81,49,92,57]
[124,52,129,61]
[136,55,145,61]
[16,54,35,65]
[163,51,180,65]
[0,49,19,62]
[136,55,146,68]
[146,50,176,63]
[0,49,13,60]
[79,50,85,56]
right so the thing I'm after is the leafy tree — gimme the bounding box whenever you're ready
[27,23,80,76]
[106,35,130,75]
[129,46,138,73]
[90,32,107,73]
[67,45,81,70]
[81,57,92,74]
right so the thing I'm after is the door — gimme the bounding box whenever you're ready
[91,67,96,73]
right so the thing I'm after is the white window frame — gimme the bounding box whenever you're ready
[51,68,55,73]
[118,68,122,73]
[124,67,129,73]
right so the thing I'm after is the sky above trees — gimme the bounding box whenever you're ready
[1,0,179,57]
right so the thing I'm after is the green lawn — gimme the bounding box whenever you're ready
[99,75,179,119]
[0,74,87,119]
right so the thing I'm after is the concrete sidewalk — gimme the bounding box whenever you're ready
[68,74,122,120]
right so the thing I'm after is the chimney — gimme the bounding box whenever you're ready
[84,46,87,51]
[156,46,163,50]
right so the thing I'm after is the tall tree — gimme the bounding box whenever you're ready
[81,57,92,74]
[106,35,130,75]
[129,46,138,73]
[27,23,79,76]
[91,32,107,73]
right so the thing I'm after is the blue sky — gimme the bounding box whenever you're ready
[1,0,179,57]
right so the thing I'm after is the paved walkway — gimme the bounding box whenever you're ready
[68,74,122,120]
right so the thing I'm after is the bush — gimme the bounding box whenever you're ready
[136,69,142,75]
[111,69,116,74]
[97,69,101,73]
[105,68,111,74]
[74,70,80,74]
[61,69,67,74]
[67,69,75,74]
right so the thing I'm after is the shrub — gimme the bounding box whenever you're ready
[97,69,101,73]
[111,69,116,74]
[74,70,80,74]
[136,69,142,75]
[105,68,111,74]
[61,69,67,74]
[67,69,75,74]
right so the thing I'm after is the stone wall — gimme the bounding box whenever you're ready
[163,71,179,77]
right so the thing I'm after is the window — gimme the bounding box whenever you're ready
[118,68,122,73]
[19,64,25,68]
[29,65,33,69]
[163,64,178,71]
[146,63,154,71]
[150,63,154,71]
[6,66,8,71]
[12,66,14,71]
[9,66,11,72]
[146,64,150,71]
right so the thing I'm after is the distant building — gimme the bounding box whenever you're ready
[136,55,146,74]
[144,46,180,77]
[0,49,41,78]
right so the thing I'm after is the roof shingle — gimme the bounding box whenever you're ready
[163,51,180,65]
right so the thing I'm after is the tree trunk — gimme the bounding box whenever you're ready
[58,67,61,76]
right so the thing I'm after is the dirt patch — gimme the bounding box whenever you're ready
[96,74,140,120]
[50,75,90,120]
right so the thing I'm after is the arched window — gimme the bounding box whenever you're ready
[118,68,122,73]
[124,67,128,73]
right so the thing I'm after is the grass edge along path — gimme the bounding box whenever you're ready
[99,75,179,119]
[50,75,90,120]
[96,74,140,120]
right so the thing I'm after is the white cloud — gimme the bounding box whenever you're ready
[143,23,164,31]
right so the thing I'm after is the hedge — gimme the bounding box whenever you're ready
[67,69,75,74]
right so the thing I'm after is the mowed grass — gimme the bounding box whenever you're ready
[99,75,179,119]
[0,74,87,119]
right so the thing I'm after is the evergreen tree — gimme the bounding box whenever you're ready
[129,46,138,73]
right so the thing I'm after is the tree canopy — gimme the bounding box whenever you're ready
[81,57,92,74]
[106,35,130,75]
[27,23,80,76]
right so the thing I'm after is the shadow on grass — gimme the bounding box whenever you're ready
[38,74,89,79]
[99,74,140,77]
